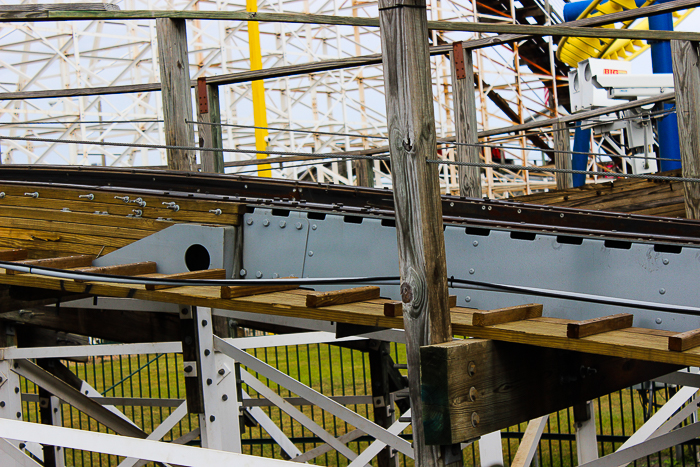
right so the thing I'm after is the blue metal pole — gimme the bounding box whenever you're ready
[647,2,682,171]
[572,125,590,187]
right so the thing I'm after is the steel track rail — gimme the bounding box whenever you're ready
[0,165,696,245]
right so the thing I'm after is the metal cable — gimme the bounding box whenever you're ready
[188,120,389,140]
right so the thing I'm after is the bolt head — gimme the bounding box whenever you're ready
[246,218,253,225]
[312,224,317,230]
[256,271,263,278]
[465,296,471,303]
[656,318,663,324]
[308,251,314,257]
[279,221,286,228]
[295,222,303,230]
[263,219,270,227]
[472,241,478,247]
[469,268,475,275]
[210,415,216,422]
[222,394,229,401]
[659,288,666,295]
[204,349,211,356]
[663,258,670,265]
[206,378,213,385]
[239,269,247,277]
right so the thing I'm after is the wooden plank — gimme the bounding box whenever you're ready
[306,286,380,308]
[0,215,159,240]
[669,328,700,352]
[567,313,634,338]
[156,18,196,172]
[72,261,158,282]
[451,43,481,198]
[145,268,227,290]
[384,295,456,317]
[553,121,572,190]
[379,0,457,465]
[6,255,95,275]
[0,3,119,11]
[0,238,117,258]
[472,303,543,327]
[221,283,298,299]
[420,339,680,444]
[672,40,700,219]
[0,249,27,261]
[197,80,225,174]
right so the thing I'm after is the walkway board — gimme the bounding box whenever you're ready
[1,267,699,368]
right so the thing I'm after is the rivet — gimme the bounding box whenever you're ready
[218,368,226,375]
[472,241,478,247]
[471,412,480,427]
[246,218,253,225]
[0,401,5,407]
[517,209,522,214]
[279,221,286,228]
[295,222,303,230]
[560,213,564,218]
[14,387,19,394]
[469,387,478,402]
[450,202,454,207]
[308,251,314,257]
[202,320,208,327]
[222,394,229,401]
[210,415,216,422]
[312,224,317,230]
[663,258,669,265]
[240,269,247,277]
[656,318,663,324]
[487,206,492,211]
[16,412,21,419]
[465,296,471,303]
[204,349,211,356]
[263,219,270,227]
[184,365,193,373]
[207,378,213,385]
[482,206,486,210]
[467,361,476,376]
[181,308,189,315]
[256,271,263,278]
[659,288,666,295]
[469,268,475,275]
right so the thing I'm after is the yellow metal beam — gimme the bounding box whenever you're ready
[247,0,271,177]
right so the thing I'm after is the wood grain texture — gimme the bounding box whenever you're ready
[553,121,573,190]
[385,295,456,317]
[145,268,227,290]
[197,82,225,174]
[672,40,700,220]
[379,0,454,464]
[472,303,543,327]
[420,339,679,444]
[567,313,633,338]
[221,283,298,299]
[669,328,700,352]
[156,18,196,172]
[450,45,481,198]
[7,255,95,275]
[72,261,158,281]
[0,249,27,261]
[306,286,380,307]
[0,3,119,11]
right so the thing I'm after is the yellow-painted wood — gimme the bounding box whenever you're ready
[247,0,271,177]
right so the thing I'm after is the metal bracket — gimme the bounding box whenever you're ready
[197,77,209,114]
[183,361,198,378]
[453,41,466,80]
[216,362,231,385]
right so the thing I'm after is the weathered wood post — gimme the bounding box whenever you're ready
[197,77,225,173]
[671,40,700,219]
[553,121,573,190]
[156,18,196,172]
[450,42,481,198]
[379,1,458,466]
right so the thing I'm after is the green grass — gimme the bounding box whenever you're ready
[17,337,700,467]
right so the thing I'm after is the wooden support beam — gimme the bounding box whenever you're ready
[0,249,27,261]
[220,282,298,299]
[669,328,700,352]
[145,268,227,290]
[156,18,196,172]
[196,78,224,174]
[567,313,633,338]
[306,286,380,308]
[385,295,456,317]
[553,121,572,190]
[471,303,543,327]
[72,261,157,281]
[671,40,700,219]
[420,339,680,444]
[6,255,95,275]
[379,0,456,464]
[450,42,481,198]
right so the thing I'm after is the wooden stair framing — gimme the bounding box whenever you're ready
[1,250,700,368]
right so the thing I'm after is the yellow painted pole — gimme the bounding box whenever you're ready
[247,0,271,177]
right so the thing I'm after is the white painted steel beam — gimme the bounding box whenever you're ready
[214,336,413,457]
[118,402,187,467]
[346,411,412,467]
[0,418,296,467]
[242,389,303,459]
[1,342,182,360]
[0,438,42,467]
[576,402,599,464]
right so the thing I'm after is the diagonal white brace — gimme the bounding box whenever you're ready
[239,368,360,461]
[241,389,302,459]
[346,409,413,467]
[214,336,413,457]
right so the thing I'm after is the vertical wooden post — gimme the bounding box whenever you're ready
[197,78,225,174]
[553,121,572,190]
[157,18,196,172]
[379,2,458,466]
[671,40,700,219]
[354,158,374,187]
[450,42,481,198]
